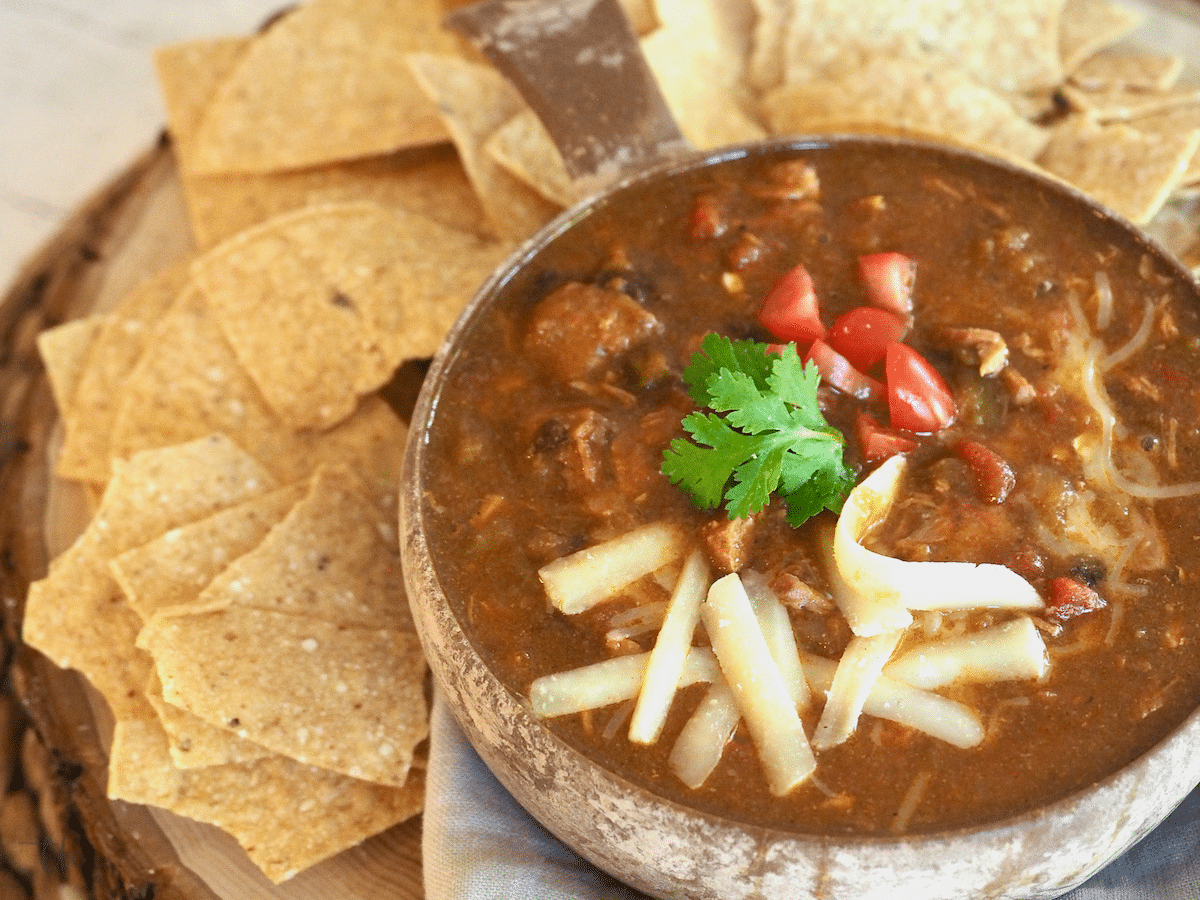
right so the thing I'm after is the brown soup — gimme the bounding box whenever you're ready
[418,139,1200,834]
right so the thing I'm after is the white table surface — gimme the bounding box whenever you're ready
[0,0,285,290]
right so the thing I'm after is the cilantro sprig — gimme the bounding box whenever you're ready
[661,334,855,526]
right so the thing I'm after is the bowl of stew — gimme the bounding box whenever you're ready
[399,135,1200,899]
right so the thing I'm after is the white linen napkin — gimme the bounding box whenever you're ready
[422,691,1200,900]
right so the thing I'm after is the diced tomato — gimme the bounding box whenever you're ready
[1045,576,1105,621]
[757,263,827,344]
[884,342,956,433]
[805,339,884,401]
[827,306,909,371]
[954,439,1015,504]
[689,193,727,240]
[859,252,916,317]
[855,412,917,464]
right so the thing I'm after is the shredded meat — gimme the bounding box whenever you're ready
[701,514,758,573]
[930,325,1009,375]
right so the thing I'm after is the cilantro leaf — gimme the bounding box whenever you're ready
[662,334,855,525]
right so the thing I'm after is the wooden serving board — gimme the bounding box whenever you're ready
[0,139,425,900]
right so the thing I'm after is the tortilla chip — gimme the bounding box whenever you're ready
[1037,114,1200,223]
[190,466,409,630]
[747,0,794,93]
[145,670,272,768]
[154,36,252,172]
[108,716,423,882]
[107,284,407,508]
[111,482,307,622]
[1133,104,1200,185]
[762,57,1050,162]
[1060,82,1200,122]
[23,435,276,720]
[192,201,509,430]
[186,148,489,251]
[640,3,765,151]
[486,111,578,208]
[407,52,563,242]
[55,264,191,484]
[1070,48,1184,92]
[1059,0,1146,74]
[188,0,456,174]
[140,606,428,788]
[779,0,1065,94]
[37,315,105,416]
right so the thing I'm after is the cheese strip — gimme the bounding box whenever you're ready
[811,629,904,751]
[529,647,717,718]
[883,617,1049,689]
[539,522,686,614]
[834,456,1042,634]
[700,573,815,795]
[629,548,710,744]
[668,676,740,789]
[803,653,985,749]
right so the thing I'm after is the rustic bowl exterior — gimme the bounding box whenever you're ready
[399,136,1200,900]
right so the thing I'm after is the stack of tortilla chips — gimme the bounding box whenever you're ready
[25,0,1200,884]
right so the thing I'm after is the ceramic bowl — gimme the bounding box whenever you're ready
[399,135,1200,900]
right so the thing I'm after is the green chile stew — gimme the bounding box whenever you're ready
[418,140,1200,835]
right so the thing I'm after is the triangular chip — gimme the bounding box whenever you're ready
[37,315,105,417]
[486,110,578,208]
[139,606,428,787]
[1070,48,1183,92]
[108,716,423,882]
[780,0,1066,94]
[1058,0,1146,74]
[645,0,765,149]
[1061,82,1200,122]
[188,0,456,174]
[144,670,272,769]
[407,52,563,242]
[55,263,191,484]
[1037,113,1200,223]
[762,56,1050,162]
[155,36,489,250]
[107,284,407,509]
[23,435,276,720]
[191,465,410,630]
[111,481,307,622]
[192,201,509,430]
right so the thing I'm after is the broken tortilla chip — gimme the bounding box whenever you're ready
[1037,113,1200,224]
[140,605,428,788]
[407,52,563,242]
[779,0,1065,94]
[762,56,1050,162]
[111,481,307,622]
[23,435,276,720]
[108,716,423,882]
[189,465,410,630]
[192,201,509,430]
[188,0,456,174]
[55,263,191,484]
[37,315,104,417]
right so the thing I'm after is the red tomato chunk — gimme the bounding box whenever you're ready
[757,263,827,344]
[859,252,916,317]
[828,306,909,371]
[885,342,957,433]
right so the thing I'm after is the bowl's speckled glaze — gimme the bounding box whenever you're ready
[399,136,1200,900]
